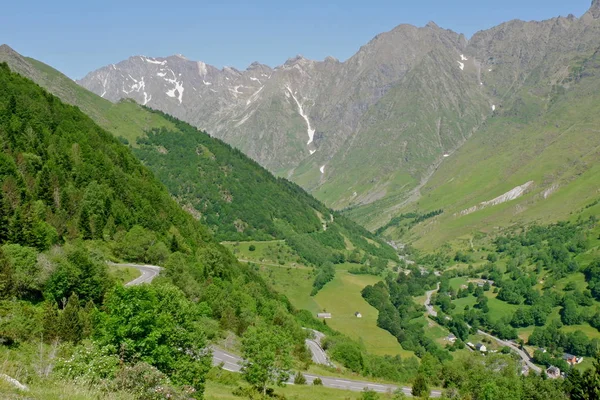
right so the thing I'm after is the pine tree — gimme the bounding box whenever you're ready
[0,249,14,299]
[58,293,83,343]
[42,301,60,342]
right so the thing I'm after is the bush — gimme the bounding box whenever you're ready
[362,388,379,399]
[411,374,430,398]
[111,362,188,399]
[293,371,307,385]
[313,377,323,386]
[249,245,256,252]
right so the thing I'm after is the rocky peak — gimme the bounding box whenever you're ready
[590,0,600,18]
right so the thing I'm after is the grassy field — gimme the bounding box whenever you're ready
[259,263,412,358]
[314,271,412,358]
[222,240,300,266]
[107,265,141,284]
[260,265,320,313]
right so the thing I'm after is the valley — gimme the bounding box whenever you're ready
[0,1,599,399]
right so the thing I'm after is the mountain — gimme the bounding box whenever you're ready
[0,46,397,268]
[78,2,600,237]
[77,23,490,211]
[376,2,600,247]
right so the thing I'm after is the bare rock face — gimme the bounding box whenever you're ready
[78,7,600,211]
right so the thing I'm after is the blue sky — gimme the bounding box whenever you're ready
[0,0,592,79]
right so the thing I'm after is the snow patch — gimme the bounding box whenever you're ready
[457,61,465,70]
[309,149,316,155]
[320,165,325,174]
[458,181,534,216]
[197,61,207,76]
[163,70,184,104]
[250,77,262,84]
[460,54,468,61]
[203,80,212,85]
[492,104,496,111]
[157,72,167,77]
[488,68,492,72]
[229,85,243,96]
[142,56,166,65]
[246,86,264,105]
[97,74,109,98]
[236,111,254,127]
[443,153,450,158]
[143,92,151,105]
[210,89,217,93]
[285,85,315,145]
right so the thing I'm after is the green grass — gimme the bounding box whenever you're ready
[258,262,412,358]
[221,240,298,266]
[107,265,141,285]
[561,324,600,339]
[205,380,399,400]
[314,272,413,358]
[449,277,469,291]
[373,68,600,250]
[260,265,320,313]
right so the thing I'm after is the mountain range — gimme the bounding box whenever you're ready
[77,1,600,242]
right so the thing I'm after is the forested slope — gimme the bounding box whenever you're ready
[0,63,316,397]
[0,46,397,268]
[133,112,397,266]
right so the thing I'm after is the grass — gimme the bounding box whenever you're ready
[205,380,400,400]
[314,271,413,358]
[258,263,412,358]
[222,240,299,266]
[260,265,320,314]
[107,265,141,284]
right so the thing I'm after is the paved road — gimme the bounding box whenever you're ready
[424,283,440,317]
[426,280,540,372]
[108,262,162,286]
[477,330,542,374]
[212,346,441,397]
[303,329,332,366]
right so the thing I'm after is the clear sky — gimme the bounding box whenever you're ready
[0,0,592,79]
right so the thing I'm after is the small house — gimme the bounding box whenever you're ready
[475,343,487,352]
[466,342,475,348]
[563,353,579,365]
[446,334,457,343]
[354,312,362,318]
[317,313,332,319]
[546,366,561,379]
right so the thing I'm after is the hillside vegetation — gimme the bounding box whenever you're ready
[133,113,397,268]
[379,44,600,249]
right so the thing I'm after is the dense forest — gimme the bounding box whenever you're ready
[0,63,322,397]
[132,115,398,267]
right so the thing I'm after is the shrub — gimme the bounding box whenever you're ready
[249,245,256,252]
[313,377,323,386]
[293,371,306,385]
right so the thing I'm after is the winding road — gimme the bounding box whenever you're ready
[212,346,441,397]
[120,264,443,396]
[424,283,440,317]
[425,281,541,374]
[108,262,162,286]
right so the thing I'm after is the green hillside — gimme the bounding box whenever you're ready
[380,46,600,249]
[0,46,397,270]
[0,62,322,396]
[133,112,397,267]
[0,62,433,399]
